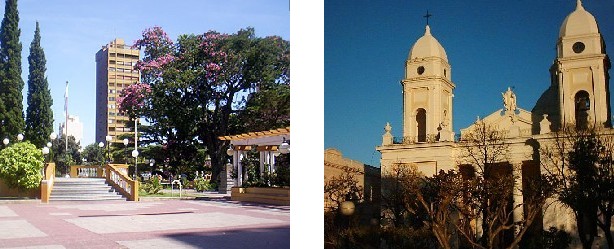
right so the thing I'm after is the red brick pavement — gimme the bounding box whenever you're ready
[0,199,289,248]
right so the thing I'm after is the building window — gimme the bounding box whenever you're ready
[575,90,590,129]
[416,108,427,142]
[108,119,114,124]
[109,97,115,101]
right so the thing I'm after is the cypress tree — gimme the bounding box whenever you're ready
[25,22,53,148]
[0,0,24,139]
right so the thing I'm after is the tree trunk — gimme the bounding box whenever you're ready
[598,213,614,249]
[577,213,595,249]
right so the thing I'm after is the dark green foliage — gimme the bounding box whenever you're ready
[25,22,53,148]
[82,143,104,165]
[240,150,268,187]
[52,135,80,175]
[0,0,24,138]
[272,153,290,186]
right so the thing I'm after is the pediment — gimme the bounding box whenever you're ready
[461,108,534,138]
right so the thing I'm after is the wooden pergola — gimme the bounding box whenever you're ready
[218,127,290,187]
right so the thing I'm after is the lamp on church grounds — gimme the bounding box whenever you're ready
[17,133,23,142]
[2,138,8,147]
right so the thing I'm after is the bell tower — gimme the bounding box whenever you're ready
[402,25,455,142]
[553,0,611,128]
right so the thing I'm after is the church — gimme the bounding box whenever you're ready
[376,0,611,246]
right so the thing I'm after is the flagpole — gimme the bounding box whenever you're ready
[65,81,68,152]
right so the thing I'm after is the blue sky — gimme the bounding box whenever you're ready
[5,0,289,147]
[325,0,614,166]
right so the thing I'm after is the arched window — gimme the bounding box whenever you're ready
[575,91,590,129]
[416,108,426,142]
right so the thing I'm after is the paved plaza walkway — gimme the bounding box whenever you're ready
[0,199,289,248]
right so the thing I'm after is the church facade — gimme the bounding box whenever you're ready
[376,0,611,245]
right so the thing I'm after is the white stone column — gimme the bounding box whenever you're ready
[259,150,265,177]
[233,150,239,186]
[512,161,524,236]
[237,151,244,187]
[271,152,277,173]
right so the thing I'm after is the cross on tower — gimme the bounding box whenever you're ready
[424,10,432,25]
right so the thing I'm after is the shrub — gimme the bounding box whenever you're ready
[0,141,44,190]
[194,176,213,192]
[141,175,163,194]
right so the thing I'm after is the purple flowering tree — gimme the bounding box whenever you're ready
[117,83,152,119]
[130,26,290,183]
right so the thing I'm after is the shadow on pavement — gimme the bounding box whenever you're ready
[162,225,290,249]
[192,197,290,212]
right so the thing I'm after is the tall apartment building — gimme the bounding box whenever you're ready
[59,115,84,144]
[95,38,140,144]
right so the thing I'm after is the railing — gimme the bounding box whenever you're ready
[105,164,139,201]
[392,134,440,144]
[70,164,128,178]
[40,163,56,203]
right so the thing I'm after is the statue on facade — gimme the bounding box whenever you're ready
[439,110,450,130]
[502,87,517,112]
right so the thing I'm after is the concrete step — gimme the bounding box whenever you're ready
[49,196,126,201]
[50,178,127,202]
[50,191,118,196]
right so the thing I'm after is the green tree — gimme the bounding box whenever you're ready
[541,125,614,249]
[51,135,80,174]
[25,22,53,148]
[81,142,104,165]
[0,0,24,139]
[0,141,43,190]
[125,27,290,182]
[240,83,289,132]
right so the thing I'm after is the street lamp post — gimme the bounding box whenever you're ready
[42,147,49,164]
[42,147,49,178]
[132,149,139,181]
[98,142,104,167]
[123,138,129,164]
[105,135,112,164]
[2,138,8,147]
[49,132,57,162]
[17,133,23,142]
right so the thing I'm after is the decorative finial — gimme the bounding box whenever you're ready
[576,0,584,10]
[425,25,431,35]
[423,10,432,26]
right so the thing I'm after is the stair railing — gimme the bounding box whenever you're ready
[40,163,56,203]
[105,164,139,201]
[70,165,105,178]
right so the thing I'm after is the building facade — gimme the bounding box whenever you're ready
[95,38,140,144]
[377,0,611,247]
[59,115,84,144]
[325,148,381,225]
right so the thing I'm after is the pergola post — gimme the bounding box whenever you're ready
[259,150,265,177]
